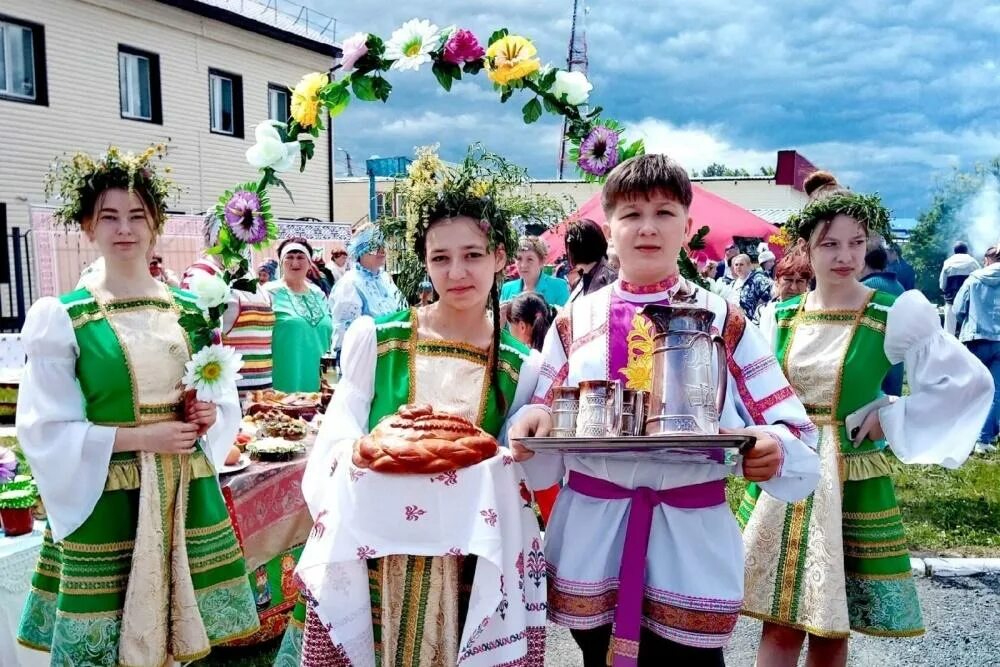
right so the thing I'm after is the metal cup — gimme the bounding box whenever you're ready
[576,380,623,438]
[621,390,650,436]
[551,386,580,438]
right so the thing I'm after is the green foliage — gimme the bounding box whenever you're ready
[905,158,1000,300]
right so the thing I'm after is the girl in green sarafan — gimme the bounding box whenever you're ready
[274,146,547,667]
[739,171,994,667]
[15,146,259,666]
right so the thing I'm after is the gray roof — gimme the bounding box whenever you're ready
[750,208,798,224]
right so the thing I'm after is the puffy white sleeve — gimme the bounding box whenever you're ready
[302,316,376,517]
[15,298,118,543]
[330,275,363,353]
[881,290,994,468]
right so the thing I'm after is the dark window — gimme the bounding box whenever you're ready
[118,44,161,123]
[209,68,243,137]
[267,83,290,123]
[0,13,47,105]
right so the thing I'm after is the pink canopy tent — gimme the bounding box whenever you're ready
[541,186,779,264]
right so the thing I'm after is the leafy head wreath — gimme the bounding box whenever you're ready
[784,192,892,243]
[44,144,177,231]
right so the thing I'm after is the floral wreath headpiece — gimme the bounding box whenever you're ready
[44,144,176,231]
[401,145,522,261]
[784,191,892,243]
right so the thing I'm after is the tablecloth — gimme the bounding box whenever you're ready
[0,521,48,667]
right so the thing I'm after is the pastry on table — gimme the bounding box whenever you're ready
[247,437,306,462]
[353,404,498,474]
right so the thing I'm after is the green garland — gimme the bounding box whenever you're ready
[785,192,892,242]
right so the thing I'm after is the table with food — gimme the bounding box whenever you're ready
[216,389,324,644]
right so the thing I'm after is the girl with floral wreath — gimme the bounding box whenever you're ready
[274,146,548,667]
[16,146,259,666]
[739,171,994,666]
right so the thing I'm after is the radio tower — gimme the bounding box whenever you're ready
[557,0,589,179]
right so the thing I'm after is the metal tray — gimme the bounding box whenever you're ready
[519,433,755,465]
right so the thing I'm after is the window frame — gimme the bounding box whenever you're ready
[267,82,290,123]
[117,44,161,124]
[0,13,47,106]
[208,68,243,138]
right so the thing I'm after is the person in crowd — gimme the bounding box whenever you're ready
[740,171,993,667]
[758,245,777,278]
[512,153,820,666]
[565,218,618,300]
[715,242,739,282]
[329,242,350,282]
[566,264,583,292]
[279,150,546,667]
[182,215,276,397]
[309,249,337,296]
[757,248,813,344]
[940,241,981,335]
[329,222,406,361]
[861,245,906,396]
[148,253,180,287]
[954,244,1000,453]
[257,265,272,286]
[887,242,916,290]
[732,252,775,323]
[500,235,571,307]
[16,147,257,665]
[417,277,435,306]
[265,237,334,392]
[508,291,557,352]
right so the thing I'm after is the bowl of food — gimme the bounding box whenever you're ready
[250,410,308,441]
[245,389,322,420]
[246,437,306,463]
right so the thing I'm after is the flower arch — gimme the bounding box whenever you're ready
[212,19,706,288]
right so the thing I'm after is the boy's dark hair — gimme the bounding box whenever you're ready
[954,241,969,254]
[601,154,693,217]
[864,246,889,271]
[564,218,608,265]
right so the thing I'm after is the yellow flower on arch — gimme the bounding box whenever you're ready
[485,35,541,86]
[291,72,328,129]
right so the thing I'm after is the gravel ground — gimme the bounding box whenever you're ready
[545,573,1000,667]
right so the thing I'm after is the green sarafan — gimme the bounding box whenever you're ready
[786,191,893,242]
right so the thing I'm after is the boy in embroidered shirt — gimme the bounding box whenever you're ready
[510,154,820,666]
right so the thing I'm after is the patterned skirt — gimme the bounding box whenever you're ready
[275,555,476,666]
[17,452,260,666]
[738,426,923,638]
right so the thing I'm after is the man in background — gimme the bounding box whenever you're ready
[886,242,916,290]
[862,246,905,395]
[954,244,1000,453]
[940,241,981,335]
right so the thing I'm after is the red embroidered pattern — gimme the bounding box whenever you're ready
[302,607,351,666]
[741,355,779,381]
[756,385,796,414]
[570,321,608,353]
[619,275,679,294]
[548,586,738,637]
[722,305,766,425]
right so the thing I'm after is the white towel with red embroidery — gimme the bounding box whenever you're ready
[295,448,547,667]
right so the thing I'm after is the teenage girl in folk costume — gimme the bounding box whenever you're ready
[16,147,258,666]
[739,171,994,667]
[276,147,547,667]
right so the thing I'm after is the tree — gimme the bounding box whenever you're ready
[692,163,769,178]
[905,157,1000,300]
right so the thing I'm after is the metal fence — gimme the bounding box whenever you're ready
[1,206,35,333]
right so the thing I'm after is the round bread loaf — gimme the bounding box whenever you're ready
[353,404,498,474]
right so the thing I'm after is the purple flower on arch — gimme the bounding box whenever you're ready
[224,190,268,244]
[577,126,621,177]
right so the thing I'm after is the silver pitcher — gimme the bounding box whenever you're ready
[639,305,728,435]
[576,380,623,437]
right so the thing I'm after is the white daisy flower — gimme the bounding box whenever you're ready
[385,19,441,72]
[182,344,243,402]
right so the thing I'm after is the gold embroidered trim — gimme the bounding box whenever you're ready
[185,517,236,538]
[842,507,902,521]
[377,339,410,355]
[59,539,136,553]
[740,610,851,639]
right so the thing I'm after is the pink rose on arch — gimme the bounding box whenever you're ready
[339,32,370,73]
[442,29,485,65]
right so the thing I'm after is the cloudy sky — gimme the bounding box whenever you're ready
[298,0,1000,217]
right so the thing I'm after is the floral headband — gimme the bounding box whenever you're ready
[402,145,520,259]
[785,191,892,243]
[44,144,177,231]
[349,224,385,261]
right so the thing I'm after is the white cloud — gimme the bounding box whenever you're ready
[625,119,776,173]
